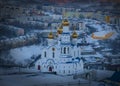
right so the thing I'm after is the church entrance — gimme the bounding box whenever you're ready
[38,65,40,70]
[49,66,53,72]
[46,59,55,72]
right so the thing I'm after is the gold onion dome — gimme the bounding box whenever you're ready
[62,19,69,26]
[72,31,78,38]
[57,25,63,34]
[48,32,54,39]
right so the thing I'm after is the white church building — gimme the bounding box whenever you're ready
[35,19,84,75]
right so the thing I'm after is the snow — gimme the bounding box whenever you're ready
[0,68,39,75]
[10,44,42,64]
[95,70,114,81]
[95,31,118,40]
[94,31,111,36]
[0,72,103,86]
[0,69,114,86]
[82,45,94,51]
[90,23,119,40]
[86,36,98,43]
[85,58,97,63]
[101,48,112,52]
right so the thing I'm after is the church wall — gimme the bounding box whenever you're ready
[57,63,75,75]
[63,26,69,32]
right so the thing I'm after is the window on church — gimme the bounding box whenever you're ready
[63,70,65,74]
[74,51,75,57]
[79,64,81,67]
[64,47,66,54]
[78,50,79,57]
[61,48,62,54]
[56,66,57,69]
[52,48,55,51]
[69,70,70,73]
[68,47,69,54]
[53,52,55,58]
[44,51,46,58]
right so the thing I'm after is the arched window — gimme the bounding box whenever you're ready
[74,51,75,57]
[67,47,69,54]
[69,70,70,73]
[78,50,79,57]
[61,48,62,54]
[44,51,46,57]
[64,47,66,54]
[56,66,57,69]
[53,52,55,58]
[38,65,40,70]
[52,48,55,51]
[63,70,65,73]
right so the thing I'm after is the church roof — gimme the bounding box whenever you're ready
[62,19,69,26]
[57,25,63,34]
[72,31,78,38]
[48,32,54,39]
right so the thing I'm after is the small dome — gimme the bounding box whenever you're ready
[72,31,78,38]
[48,32,54,39]
[57,25,63,34]
[62,19,69,26]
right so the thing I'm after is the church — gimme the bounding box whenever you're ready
[35,19,84,75]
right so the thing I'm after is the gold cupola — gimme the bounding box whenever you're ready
[62,19,69,26]
[48,32,54,39]
[72,31,78,38]
[72,26,78,38]
[57,25,63,34]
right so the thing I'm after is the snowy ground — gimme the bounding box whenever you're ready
[0,68,114,86]
[0,68,39,75]
[0,73,101,86]
[95,70,114,81]
[9,44,42,64]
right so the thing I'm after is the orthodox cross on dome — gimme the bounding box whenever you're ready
[48,27,54,39]
[48,32,54,39]
[57,25,63,34]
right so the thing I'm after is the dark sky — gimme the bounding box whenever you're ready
[0,0,119,5]
[0,0,98,4]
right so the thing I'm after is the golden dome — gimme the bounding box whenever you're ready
[62,19,69,26]
[57,25,63,34]
[48,32,54,39]
[72,31,78,38]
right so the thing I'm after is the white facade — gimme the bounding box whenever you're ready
[35,20,84,75]
[79,22,86,30]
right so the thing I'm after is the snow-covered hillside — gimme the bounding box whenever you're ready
[9,44,42,64]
